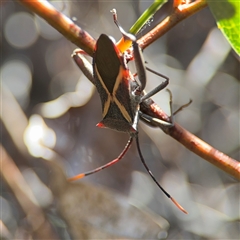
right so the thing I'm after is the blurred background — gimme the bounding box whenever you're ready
[1,0,239,239]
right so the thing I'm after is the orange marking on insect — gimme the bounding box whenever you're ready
[68,173,85,182]
[96,122,105,128]
[170,197,188,214]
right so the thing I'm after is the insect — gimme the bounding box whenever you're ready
[69,9,188,214]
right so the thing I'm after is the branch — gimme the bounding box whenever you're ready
[17,0,240,180]
[116,0,208,51]
[169,123,240,180]
[140,100,240,180]
[138,0,208,49]
[0,144,58,239]
[19,0,95,56]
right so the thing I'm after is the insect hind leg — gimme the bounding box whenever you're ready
[135,134,188,214]
[68,137,134,181]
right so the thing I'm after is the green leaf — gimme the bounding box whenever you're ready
[129,0,167,35]
[207,0,240,55]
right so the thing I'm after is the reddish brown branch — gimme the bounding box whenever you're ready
[138,0,208,49]
[141,100,240,180]
[19,0,96,56]
[169,123,240,180]
[0,145,58,239]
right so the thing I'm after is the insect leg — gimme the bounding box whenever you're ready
[139,88,174,128]
[135,135,188,214]
[72,49,95,84]
[173,99,193,116]
[111,9,146,91]
[139,111,173,127]
[140,71,169,102]
[68,137,133,181]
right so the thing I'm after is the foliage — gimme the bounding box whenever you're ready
[208,0,240,55]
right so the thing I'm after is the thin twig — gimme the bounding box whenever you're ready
[19,0,96,56]
[140,99,240,180]
[138,0,208,49]
[0,145,59,239]
[169,123,240,180]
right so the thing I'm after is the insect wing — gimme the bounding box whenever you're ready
[93,34,137,133]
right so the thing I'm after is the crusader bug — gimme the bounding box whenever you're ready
[69,10,188,214]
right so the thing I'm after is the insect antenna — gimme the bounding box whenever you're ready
[135,135,188,214]
[173,99,193,116]
[111,9,132,40]
[68,137,133,181]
